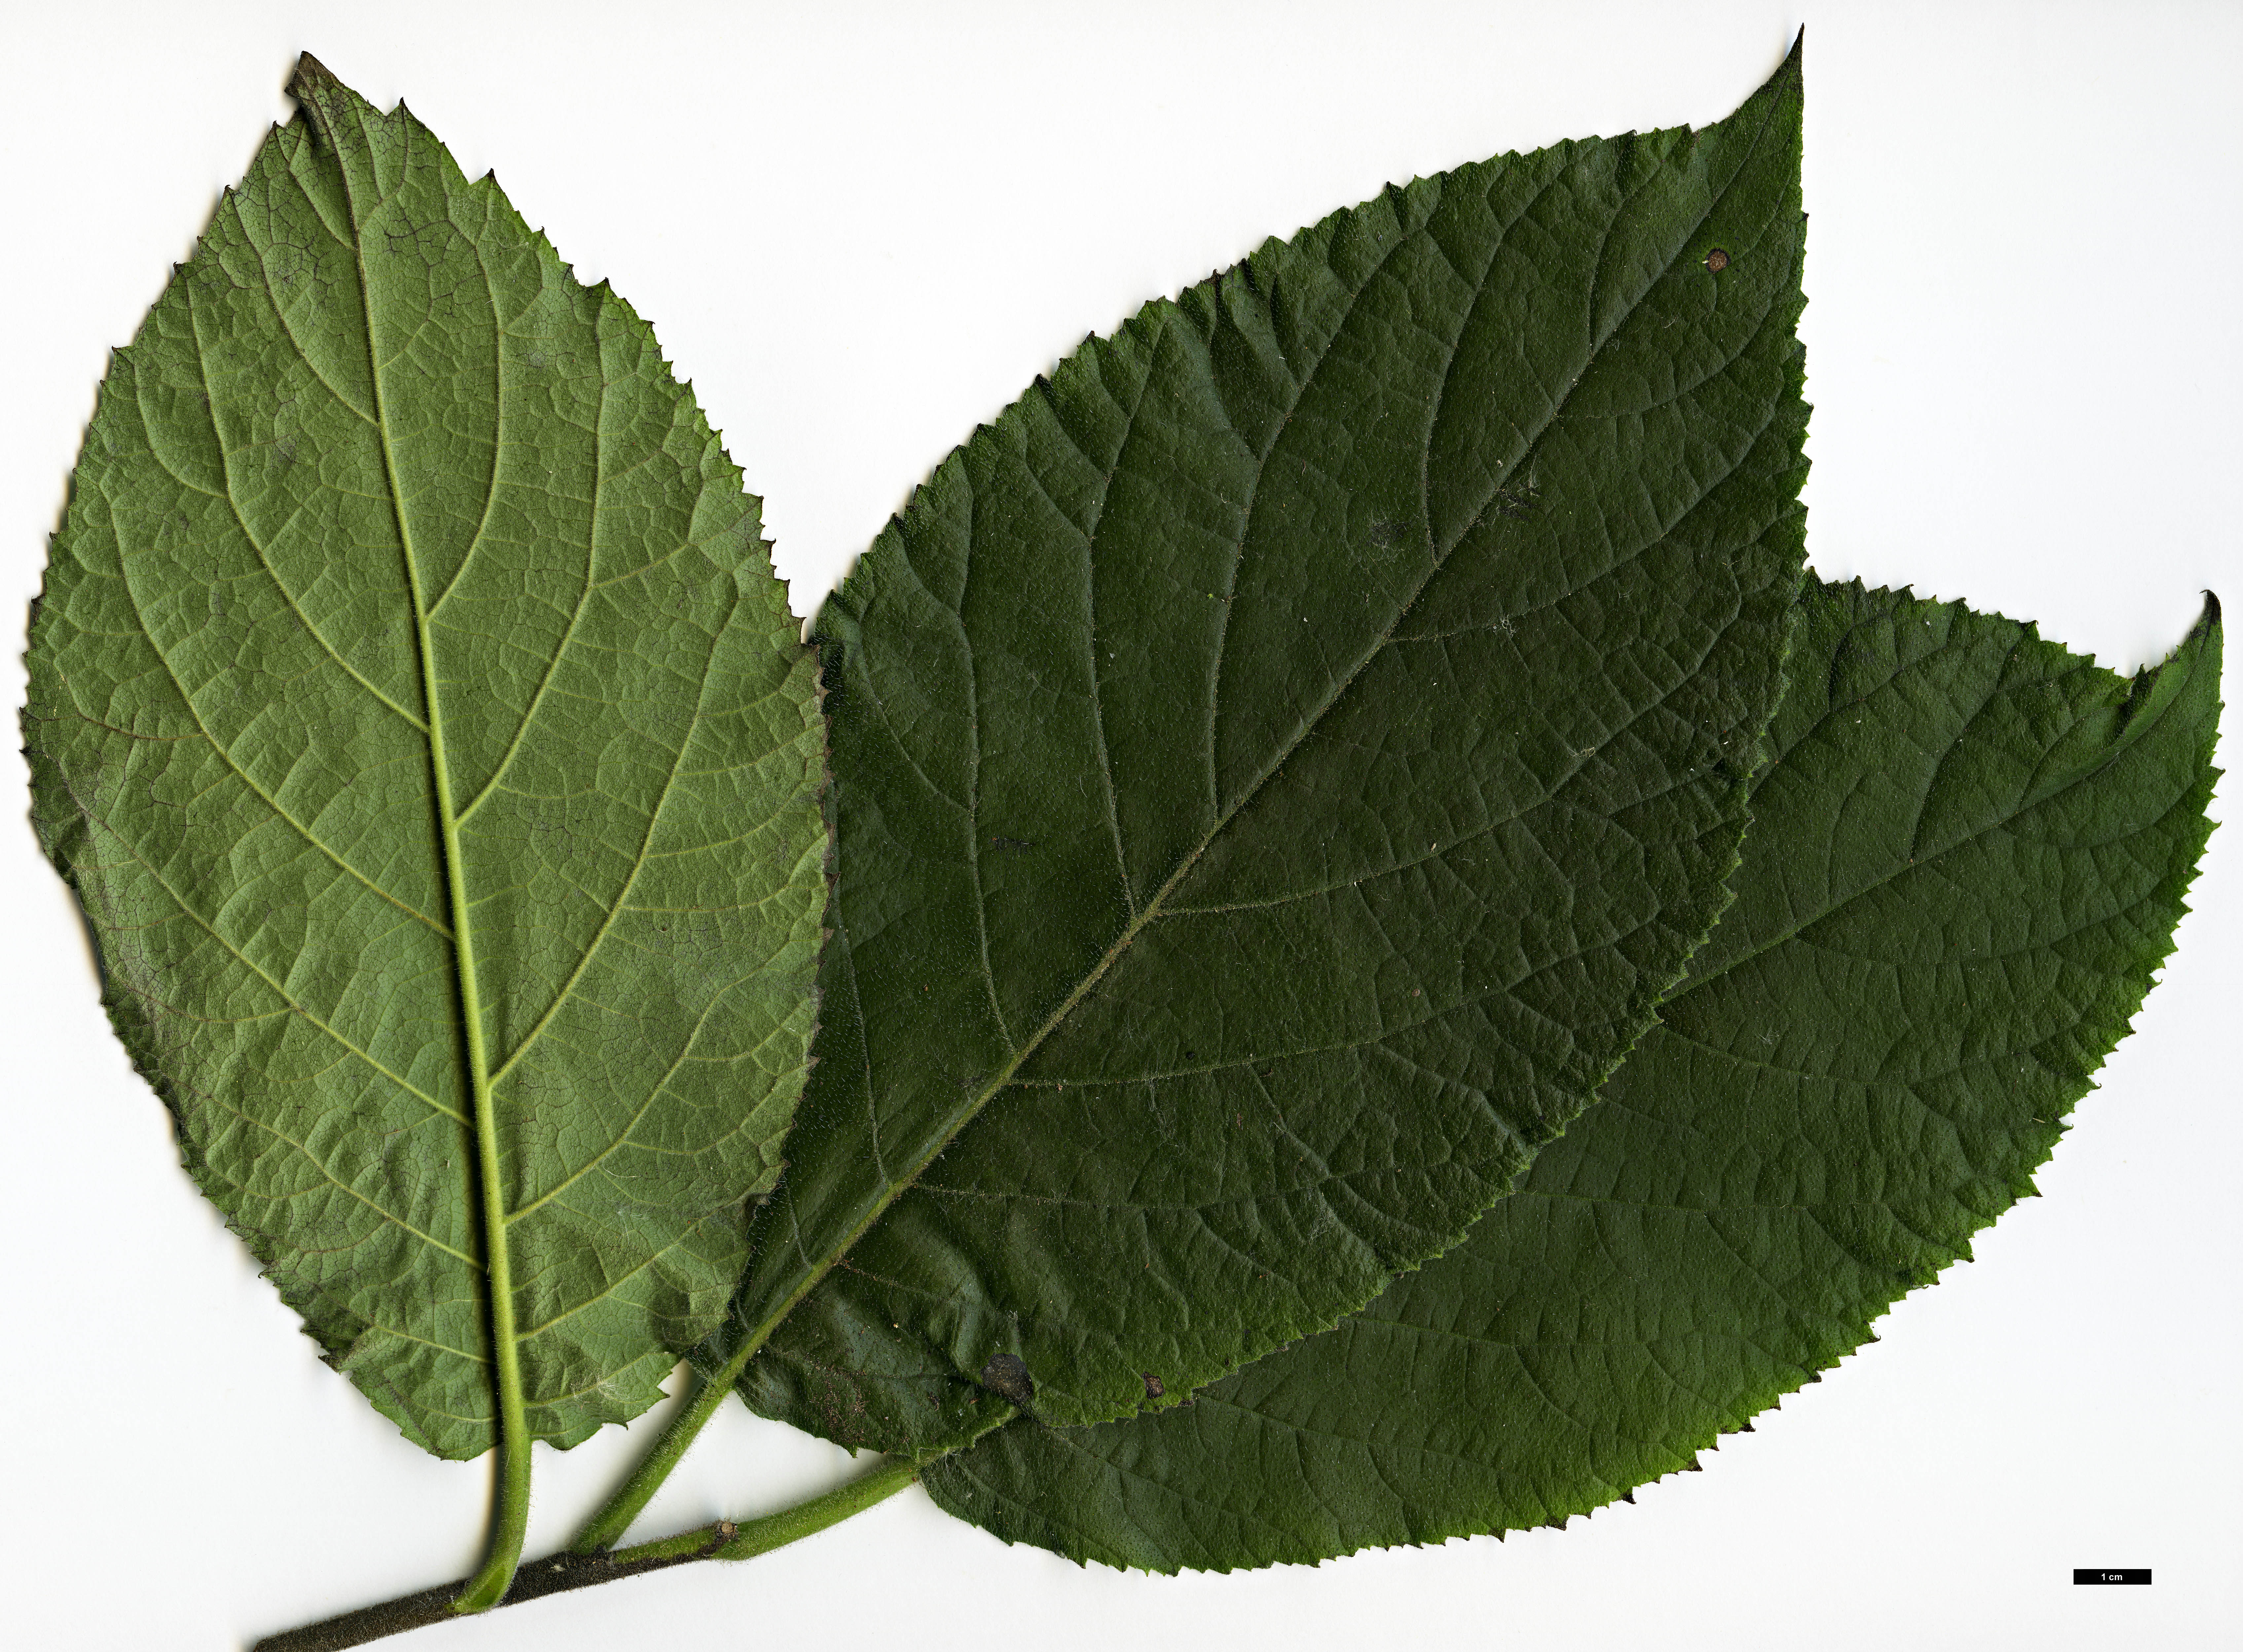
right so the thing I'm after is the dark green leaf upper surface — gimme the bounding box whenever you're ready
[923,578,2222,1568]
[731,46,1808,1452]
[23,64,828,1457]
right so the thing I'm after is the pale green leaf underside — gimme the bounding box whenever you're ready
[25,68,828,1457]
[925,577,2223,1567]
[731,46,1808,1452]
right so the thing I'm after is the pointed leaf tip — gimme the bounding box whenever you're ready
[287,52,339,99]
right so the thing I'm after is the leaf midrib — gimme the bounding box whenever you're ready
[299,92,778,1372]
[318,98,526,1431]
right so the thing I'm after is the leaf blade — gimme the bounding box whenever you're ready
[23,64,829,1458]
[921,578,2223,1567]
[730,44,1809,1451]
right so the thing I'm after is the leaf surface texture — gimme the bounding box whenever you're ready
[923,578,2224,1567]
[23,64,828,1457]
[732,48,1809,1450]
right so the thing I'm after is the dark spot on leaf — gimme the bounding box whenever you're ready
[990,835,1032,854]
[1143,1373,1164,1399]
[1368,517,1405,549]
[1704,247,1730,272]
[979,1352,1034,1407]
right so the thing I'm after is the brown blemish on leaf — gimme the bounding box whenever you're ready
[979,1352,1034,1408]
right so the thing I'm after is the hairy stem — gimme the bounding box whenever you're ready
[574,1318,1026,1555]
[570,1359,737,1552]
[713,1454,922,1559]
[249,1458,921,1652]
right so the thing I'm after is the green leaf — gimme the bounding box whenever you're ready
[22,60,828,1460]
[726,44,1808,1454]
[923,577,2223,1569]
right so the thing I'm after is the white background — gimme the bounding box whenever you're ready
[1,2,2237,1648]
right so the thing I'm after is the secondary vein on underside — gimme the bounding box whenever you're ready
[161,303,430,735]
[82,803,463,1120]
[244,244,380,427]
[104,521,452,937]
[483,620,717,1086]
[514,1225,700,1341]
[208,1084,478,1266]
[365,1322,490,1365]
[503,972,797,1228]
[454,368,605,825]
[424,231,509,618]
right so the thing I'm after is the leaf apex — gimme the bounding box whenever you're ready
[287,51,340,101]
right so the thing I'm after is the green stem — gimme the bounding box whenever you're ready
[713,1454,922,1559]
[571,1358,738,1552]
[571,1268,824,1552]
[574,1306,1022,1555]
[248,1459,922,1652]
